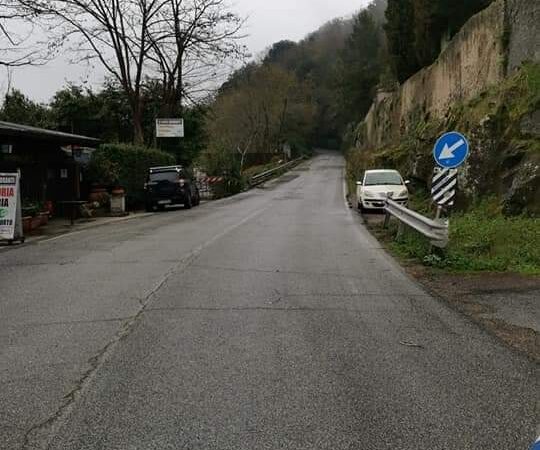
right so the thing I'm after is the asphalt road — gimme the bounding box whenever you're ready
[1,151,538,449]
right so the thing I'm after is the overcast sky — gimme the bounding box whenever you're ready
[3,0,368,103]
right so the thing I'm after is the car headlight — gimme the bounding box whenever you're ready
[398,189,408,198]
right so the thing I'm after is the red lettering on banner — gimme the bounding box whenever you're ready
[0,187,15,197]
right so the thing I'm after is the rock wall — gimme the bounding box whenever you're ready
[353,0,540,214]
[507,0,540,72]
[362,0,507,149]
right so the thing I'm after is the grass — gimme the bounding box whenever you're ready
[242,158,290,179]
[462,62,540,128]
[375,200,540,275]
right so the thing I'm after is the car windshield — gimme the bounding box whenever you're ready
[149,171,181,183]
[364,172,403,186]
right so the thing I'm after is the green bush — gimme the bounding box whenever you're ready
[88,143,175,207]
[385,200,540,274]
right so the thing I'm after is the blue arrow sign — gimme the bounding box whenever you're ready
[433,132,470,169]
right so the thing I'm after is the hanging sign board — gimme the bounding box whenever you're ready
[0,172,23,242]
[156,118,184,138]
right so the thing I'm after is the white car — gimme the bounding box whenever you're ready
[356,169,410,212]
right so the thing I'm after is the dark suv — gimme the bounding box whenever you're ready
[144,166,200,211]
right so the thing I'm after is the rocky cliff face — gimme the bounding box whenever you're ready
[350,0,540,215]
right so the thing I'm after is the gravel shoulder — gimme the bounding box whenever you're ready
[361,211,540,362]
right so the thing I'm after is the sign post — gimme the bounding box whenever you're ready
[432,132,470,210]
[0,172,24,244]
[431,132,470,248]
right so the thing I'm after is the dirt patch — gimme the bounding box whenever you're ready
[410,269,540,362]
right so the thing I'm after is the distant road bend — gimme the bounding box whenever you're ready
[0,150,537,449]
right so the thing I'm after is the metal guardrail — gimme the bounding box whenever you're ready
[249,157,305,187]
[384,198,449,248]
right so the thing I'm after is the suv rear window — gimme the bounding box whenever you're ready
[149,171,181,183]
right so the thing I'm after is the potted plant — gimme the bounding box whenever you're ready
[22,216,33,233]
[38,211,49,226]
[88,158,120,205]
[21,200,49,231]
[30,214,42,231]
[44,200,54,217]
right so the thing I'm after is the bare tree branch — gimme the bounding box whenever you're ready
[146,0,247,116]
[0,0,52,67]
[29,0,170,143]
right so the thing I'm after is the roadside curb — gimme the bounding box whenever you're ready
[0,213,154,250]
[37,213,155,244]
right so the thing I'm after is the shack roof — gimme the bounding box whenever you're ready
[0,121,100,146]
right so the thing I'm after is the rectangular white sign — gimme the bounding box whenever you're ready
[156,118,184,138]
[0,172,20,240]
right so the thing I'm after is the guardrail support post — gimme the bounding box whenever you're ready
[429,206,443,253]
[396,221,405,240]
[384,198,449,249]
[383,211,391,229]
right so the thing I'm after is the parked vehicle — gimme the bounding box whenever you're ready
[356,169,410,212]
[144,166,200,211]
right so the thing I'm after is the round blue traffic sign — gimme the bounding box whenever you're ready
[433,132,470,169]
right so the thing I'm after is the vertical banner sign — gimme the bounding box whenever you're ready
[0,172,22,241]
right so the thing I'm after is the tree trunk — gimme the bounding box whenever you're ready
[133,106,145,145]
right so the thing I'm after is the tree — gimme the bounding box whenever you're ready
[32,0,169,144]
[0,89,51,126]
[48,83,133,141]
[264,40,297,68]
[24,0,245,144]
[50,85,99,135]
[366,0,388,25]
[205,65,314,172]
[292,18,353,147]
[146,0,246,118]
[339,10,384,124]
[0,0,50,67]
[386,0,495,82]
[385,0,419,83]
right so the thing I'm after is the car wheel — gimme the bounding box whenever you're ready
[358,202,365,213]
[157,204,166,212]
[146,203,155,212]
[184,195,193,209]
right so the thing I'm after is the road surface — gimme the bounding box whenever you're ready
[1,151,538,449]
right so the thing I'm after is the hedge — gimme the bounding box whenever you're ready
[88,143,176,207]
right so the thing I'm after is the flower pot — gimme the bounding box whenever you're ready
[110,186,126,215]
[22,216,32,234]
[31,216,41,231]
[39,212,49,226]
[44,200,54,217]
[111,186,125,196]
[89,186,110,206]
[88,185,108,203]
